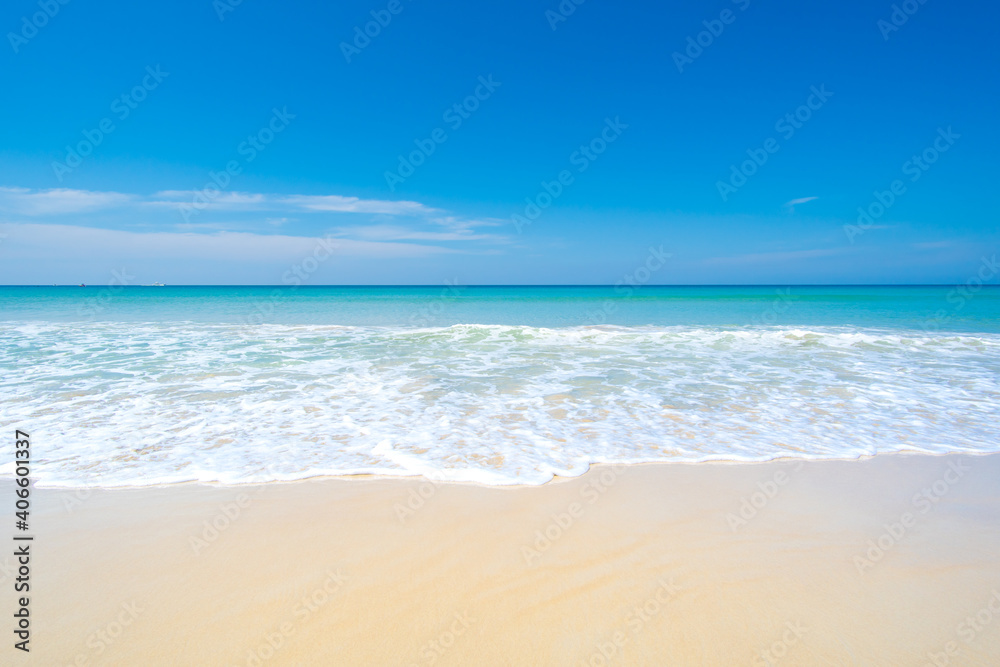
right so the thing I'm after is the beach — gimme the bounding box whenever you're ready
[2,286,999,664]
[7,0,1000,656]
[5,0,997,660]
[6,453,1000,666]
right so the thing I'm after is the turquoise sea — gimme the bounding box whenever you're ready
[2,286,999,486]
[2,285,1000,329]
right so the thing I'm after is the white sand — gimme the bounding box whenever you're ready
[4,453,1000,665]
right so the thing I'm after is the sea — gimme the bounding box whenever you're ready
[1,285,998,487]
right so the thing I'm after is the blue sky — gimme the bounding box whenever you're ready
[0,0,997,285]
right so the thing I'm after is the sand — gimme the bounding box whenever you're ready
[4,453,1000,666]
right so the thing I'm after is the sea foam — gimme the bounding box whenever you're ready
[2,322,998,487]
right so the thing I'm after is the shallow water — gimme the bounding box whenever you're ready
[2,287,998,486]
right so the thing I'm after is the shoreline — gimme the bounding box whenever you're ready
[19,448,1000,491]
[6,452,1000,665]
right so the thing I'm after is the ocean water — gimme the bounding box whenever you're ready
[2,286,999,487]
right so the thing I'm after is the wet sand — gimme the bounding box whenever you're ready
[4,453,1000,666]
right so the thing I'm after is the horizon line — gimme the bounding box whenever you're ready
[2,284,996,288]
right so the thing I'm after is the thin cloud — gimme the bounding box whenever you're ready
[704,247,845,265]
[334,224,509,243]
[149,191,269,208]
[281,194,433,216]
[0,186,507,245]
[3,186,442,219]
[0,187,134,216]
[429,215,506,231]
[0,223,457,261]
[782,196,818,213]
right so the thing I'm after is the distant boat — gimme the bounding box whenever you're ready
[152,282,165,287]
[79,283,86,287]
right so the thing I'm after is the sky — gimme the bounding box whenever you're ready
[0,0,997,285]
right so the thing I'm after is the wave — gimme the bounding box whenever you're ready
[2,323,999,487]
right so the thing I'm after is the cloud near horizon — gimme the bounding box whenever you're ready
[0,185,509,249]
[0,186,136,216]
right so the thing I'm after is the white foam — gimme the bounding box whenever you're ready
[2,322,998,487]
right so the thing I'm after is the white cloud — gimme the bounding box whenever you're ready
[428,215,505,231]
[281,194,433,216]
[0,223,456,262]
[783,196,818,213]
[145,191,429,216]
[0,187,134,216]
[149,191,269,208]
[0,186,508,247]
[334,224,508,243]
[704,247,845,265]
